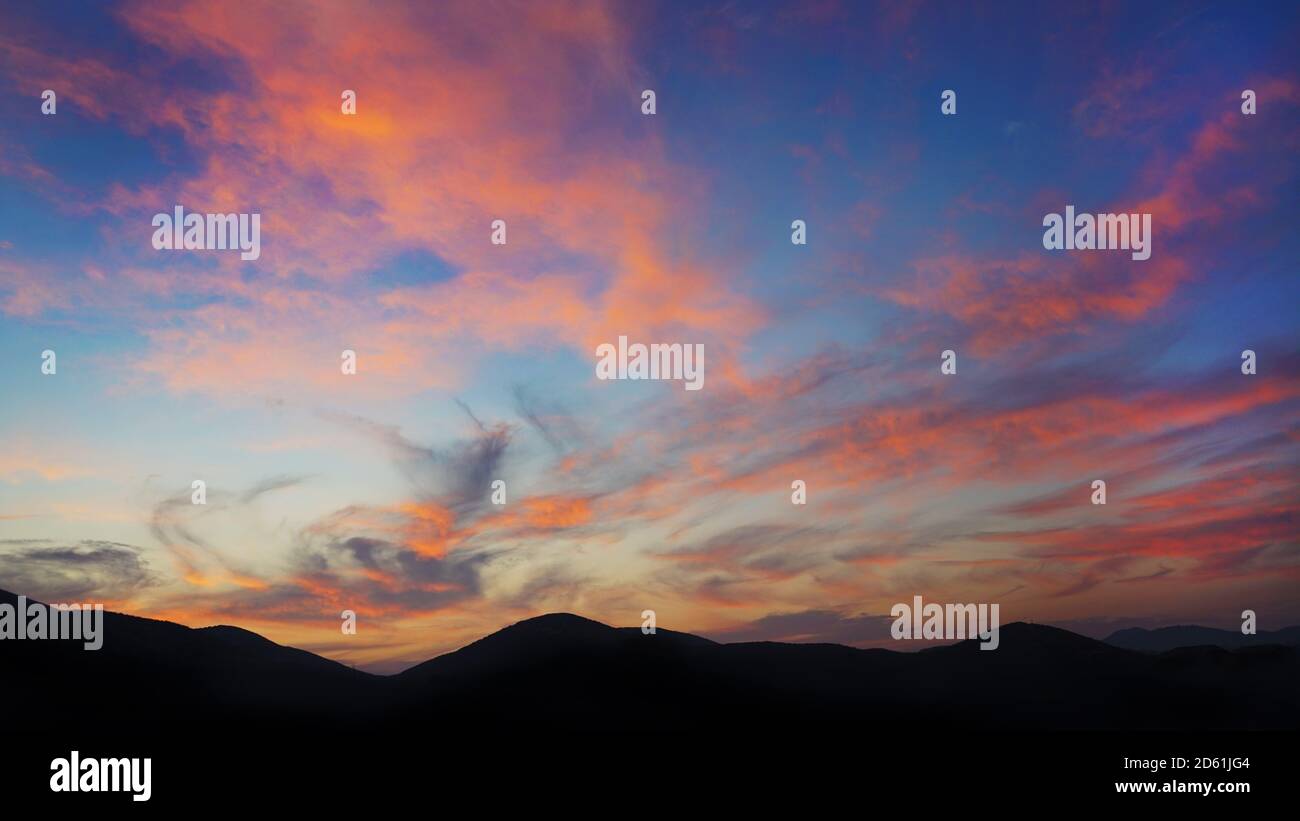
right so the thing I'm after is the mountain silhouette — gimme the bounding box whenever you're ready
[1104,624,1300,653]
[3,588,1298,735]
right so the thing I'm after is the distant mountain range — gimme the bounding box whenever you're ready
[1103,624,1300,653]
[3,588,1298,733]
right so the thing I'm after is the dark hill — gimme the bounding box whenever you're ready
[3,589,1298,735]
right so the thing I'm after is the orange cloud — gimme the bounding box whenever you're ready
[1,0,765,401]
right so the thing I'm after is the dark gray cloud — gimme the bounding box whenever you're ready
[1117,565,1175,583]
[140,410,533,621]
[315,533,493,610]
[321,406,513,513]
[709,609,893,645]
[446,413,511,513]
[512,384,584,455]
[173,526,499,624]
[0,540,155,601]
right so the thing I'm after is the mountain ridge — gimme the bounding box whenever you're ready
[3,587,1298,733]
[1104,624,1300,653]
[5,587,1297,671]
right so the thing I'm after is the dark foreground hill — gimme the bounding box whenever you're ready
[2,588,1298,735]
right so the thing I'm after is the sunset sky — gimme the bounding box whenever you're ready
[1,0,1297,672]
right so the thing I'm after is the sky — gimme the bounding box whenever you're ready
[0,0,1297,673]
